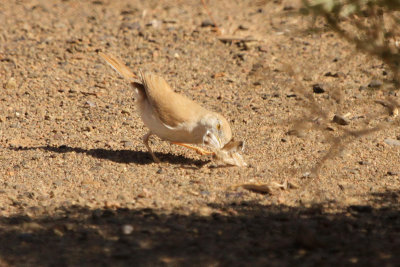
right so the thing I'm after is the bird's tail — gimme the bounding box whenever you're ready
[99,52,145,100]
[99,52,137,81]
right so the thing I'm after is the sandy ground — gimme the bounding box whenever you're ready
[1,0,400,266]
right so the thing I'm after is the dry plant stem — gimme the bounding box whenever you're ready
[324,13,400,82]
[200,0,221,35]
[311,126,383,177]
[285,64,387,177]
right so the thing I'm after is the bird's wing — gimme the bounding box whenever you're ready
[139,71,206,128]
[99,52,137,81]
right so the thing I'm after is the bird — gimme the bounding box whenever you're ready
[99,52,232,163]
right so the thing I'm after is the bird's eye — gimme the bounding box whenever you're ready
[216,123,221,131]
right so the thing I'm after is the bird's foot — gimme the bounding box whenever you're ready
[171,142,215,156]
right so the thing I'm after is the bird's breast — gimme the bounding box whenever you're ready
[138,99,205,144]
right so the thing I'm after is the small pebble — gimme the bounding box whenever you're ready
[85,101,96,107]
[120,22,141,30]
[122,140,134,148]
[283,6,294,11]
[146,19,161,28]
[201,20,215,27]
[258,45,268,52]
[122,224,134,235]
[200,190,210,196]
[286,94,297,98]
[312,84,325,94]
[5,77,17,89]
[332,115,349,126]
[359,85,367,91]
[384,138,400,146]
[324,71,345,78]
[368,80,382,88]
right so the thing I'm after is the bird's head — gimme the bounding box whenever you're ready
[201,113,232,149]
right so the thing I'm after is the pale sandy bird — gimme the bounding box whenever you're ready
[99,52,232,162]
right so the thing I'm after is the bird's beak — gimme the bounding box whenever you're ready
[205,132,222,149]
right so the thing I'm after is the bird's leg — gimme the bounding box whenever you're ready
[143,131,160,163]
[171,142,215,156]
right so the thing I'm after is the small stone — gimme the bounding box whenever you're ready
[85,101,96,107]
[384,138,400,146]
[122,140,133,148]
[117,194,126,201]
[387,171,399,176]
[258,45,268,52]
[287,129,306,138]
[122,224,134,235]
[332,114,349,125]
[5,77,17,89]
[359,85,367,91]
[82,126,91,132]
[146,19,161,28]
[233,53,245,61]
[53,228,64,237]
[368,80,382,88]
[283,5,294,11]
[391,107,399,117]
[312,84,325,94]
[201,20,215,27]
[137,188,151,198]
[324,72,345,78]
[53,180,63,187]
[336,71,346,78]
[120,22,141,30]
[200,190,210,196]
[324,72,336,77]
[121,109,131,115]
[198,206,213,216]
